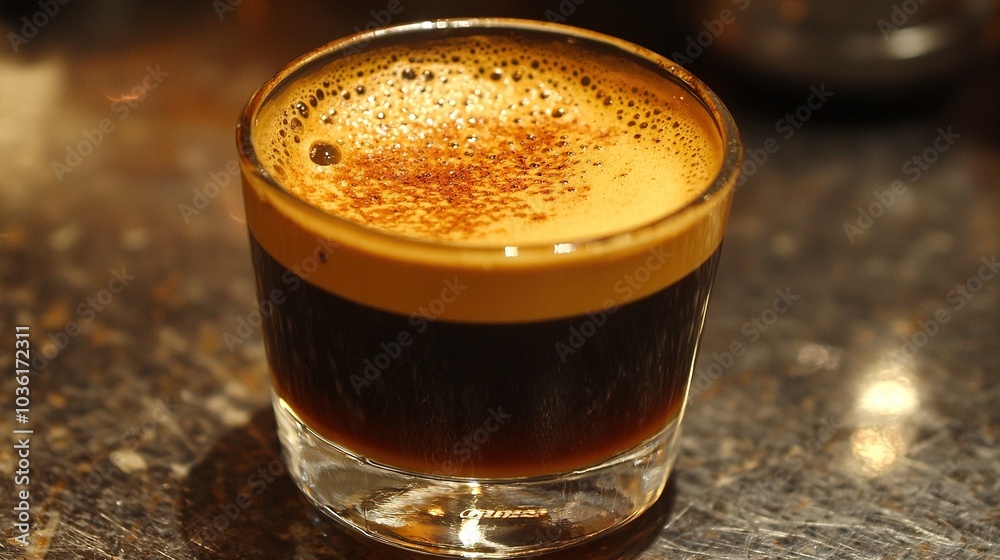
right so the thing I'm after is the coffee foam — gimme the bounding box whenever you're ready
[242,29,736,322]
[253,34,721,245]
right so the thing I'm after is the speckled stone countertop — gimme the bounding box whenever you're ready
[1,2,998,559]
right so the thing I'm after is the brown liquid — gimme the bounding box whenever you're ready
[251,231,720,477]
[242,29,733,476]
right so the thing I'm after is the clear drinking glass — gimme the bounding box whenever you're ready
[237,18,740,557]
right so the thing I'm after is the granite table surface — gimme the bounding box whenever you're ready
[1,2,999,559]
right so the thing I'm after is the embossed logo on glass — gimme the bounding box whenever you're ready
[460,507,550,520]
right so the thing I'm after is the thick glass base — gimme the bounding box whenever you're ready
[273,394,683,558]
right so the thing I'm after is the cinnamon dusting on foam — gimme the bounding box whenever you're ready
[254,35,722,245]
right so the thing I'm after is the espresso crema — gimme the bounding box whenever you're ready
[242,31,732,323]
[253,34,723,246]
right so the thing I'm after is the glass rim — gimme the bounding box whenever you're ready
[237,17,741,258]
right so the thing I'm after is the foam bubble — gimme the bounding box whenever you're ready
[254,34,722,246]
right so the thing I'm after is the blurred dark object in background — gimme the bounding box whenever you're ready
[0,0,669,54]
[672,0,999,102]
[1,0,995,113]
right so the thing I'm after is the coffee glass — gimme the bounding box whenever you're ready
[237,18,740,557]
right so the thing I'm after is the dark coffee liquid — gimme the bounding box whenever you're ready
[250,231,719,478]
